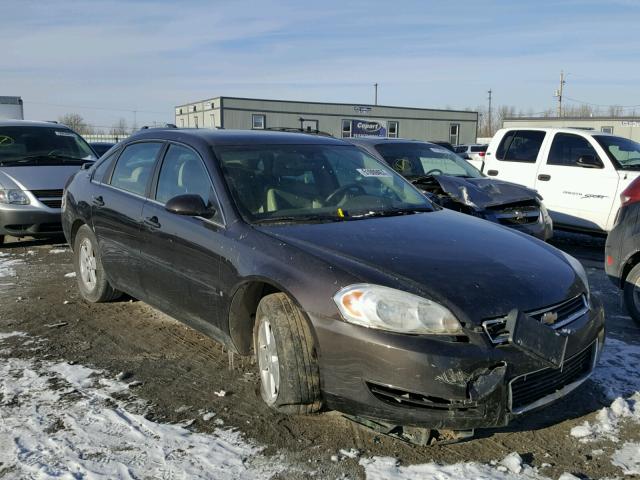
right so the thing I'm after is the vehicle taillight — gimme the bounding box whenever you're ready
[620,176,640,207]
[479,152,486,157]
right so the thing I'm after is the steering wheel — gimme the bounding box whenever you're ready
[425,168,443,176]
[325,183,367,205]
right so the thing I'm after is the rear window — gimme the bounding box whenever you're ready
[470,145,487,153]
[496,130,546,163]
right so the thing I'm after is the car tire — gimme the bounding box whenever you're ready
[254,292,322,414]
[73,225,121,303]
[623,263,640,325]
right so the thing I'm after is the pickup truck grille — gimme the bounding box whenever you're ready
[510,342,595,413]
[30,189,63,209]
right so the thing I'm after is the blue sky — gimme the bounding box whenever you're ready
[3,0,640,129]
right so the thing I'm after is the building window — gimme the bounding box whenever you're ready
[301,119,319,132]
[252,114,266,129]
[192,106,197,112]
[211,102,215,109]
[193,116,199,128]
[341,119,352,138]
[449,124,460,145]
[601,126,614,134]
[210,114,215,127]
[179,108,183,114]
[180,118,185,127]
[388,121,399,138]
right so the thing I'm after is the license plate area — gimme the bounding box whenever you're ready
[506,309,568,368]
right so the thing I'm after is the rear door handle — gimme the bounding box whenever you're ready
[92,195,104,207]
[143,216,161,229]
[538,174,551,181]
[487,170,499,176]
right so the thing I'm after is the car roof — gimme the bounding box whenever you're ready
[499,126,614,137]
[347,137,438,147]
[128,128,350,146]
[0,120,73,129]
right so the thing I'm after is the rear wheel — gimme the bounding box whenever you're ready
[623,263,640,325]
[73,225,121,303]
[254,293,322,414]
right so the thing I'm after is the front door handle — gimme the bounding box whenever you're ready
[143,216,161,229]
[538,174,551,181]
[487,169,499,176]
[92,195,104,207]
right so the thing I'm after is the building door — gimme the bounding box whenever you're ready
[449,124,460,145]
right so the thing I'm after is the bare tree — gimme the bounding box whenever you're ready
[58,113,93,135]
[110,118,129,136]
[608,105,623,117]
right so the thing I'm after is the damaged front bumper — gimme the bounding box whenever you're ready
[312,297,604,430]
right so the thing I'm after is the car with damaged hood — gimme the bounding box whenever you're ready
[348,137,553,240]
[62,128,604,440]
[0,120,97,245]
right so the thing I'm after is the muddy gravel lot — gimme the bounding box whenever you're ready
[1,232,639,479]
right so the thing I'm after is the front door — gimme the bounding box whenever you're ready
[91,141,164,297]
[534,132,618,231]
[139,143,228,339]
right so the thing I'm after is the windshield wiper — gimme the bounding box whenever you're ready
[0,154,92,165]
[253,214,342,224]
[348,207,433,219]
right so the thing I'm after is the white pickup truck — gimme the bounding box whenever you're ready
[470,127,640,233]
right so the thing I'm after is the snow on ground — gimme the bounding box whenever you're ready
[0,332,284,479]
[0,252,23,291]
[48,248,68,254]
[611,442,640,476]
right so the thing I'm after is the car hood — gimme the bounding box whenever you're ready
[416,175,539,209]
[0,165,83,191]
[257,210,582,323]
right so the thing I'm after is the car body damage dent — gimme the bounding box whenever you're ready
[414,175,540,210]
[435,368,473,387]
[468,363,507,401]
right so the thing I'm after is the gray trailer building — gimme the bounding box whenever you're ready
[0,96,24,120]
[503,116,640,142]
[175,97,478,145]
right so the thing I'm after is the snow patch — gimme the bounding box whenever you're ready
[592,338,640,399]
[49,248,68,254]
[64,272,76,278]
[361,452,565,480]
[611,442,640,475]
[0,354,285,479]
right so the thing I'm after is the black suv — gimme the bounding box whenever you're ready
[62,128,604,435]
[606,176,640,324]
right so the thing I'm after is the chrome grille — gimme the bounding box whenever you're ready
[483,295,589,345]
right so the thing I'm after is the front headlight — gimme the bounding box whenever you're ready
[560,251,590,297]
[333,284,463,334]
[0,189,30,205]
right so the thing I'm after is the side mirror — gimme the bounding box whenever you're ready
[165,194,214,218]
[576,155,603,169]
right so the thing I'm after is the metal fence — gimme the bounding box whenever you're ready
[82,134,130,144]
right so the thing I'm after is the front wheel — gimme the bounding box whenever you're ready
[73,225,121,303]
[623,263,640,325]
[254,293,322,414]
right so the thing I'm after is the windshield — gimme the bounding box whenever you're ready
[594,135,640,170]
[0,126,96,166]
[374,142,483,179]
[216,144,433,223]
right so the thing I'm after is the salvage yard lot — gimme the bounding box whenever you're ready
[1,233,639,479]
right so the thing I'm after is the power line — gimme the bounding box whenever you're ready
[23,100,170,115]
[563,97,640,109]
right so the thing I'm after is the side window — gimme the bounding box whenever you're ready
[548,133,599,167]
[156,145,214,207]
[496,130,545,163]
[92,149,120,183]
[110,142,162,196]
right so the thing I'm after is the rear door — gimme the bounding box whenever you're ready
[484,130,547,189]
[534,132,618,231]
[91,141,164,297]
[139,143,228,339]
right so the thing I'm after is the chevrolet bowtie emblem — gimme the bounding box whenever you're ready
[541,311,559,325]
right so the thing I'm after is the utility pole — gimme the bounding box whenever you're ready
[487,89,493,135]
[374,83,378,106]
[555,70,566,117]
